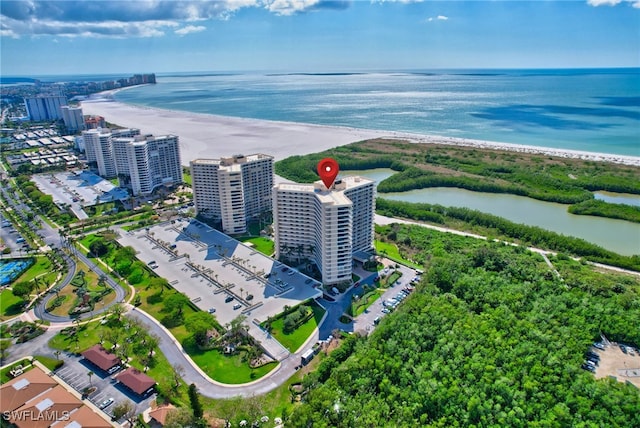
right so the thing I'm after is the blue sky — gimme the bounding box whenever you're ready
[1,0,639,76]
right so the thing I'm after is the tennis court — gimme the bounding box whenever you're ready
[0,258,34,286]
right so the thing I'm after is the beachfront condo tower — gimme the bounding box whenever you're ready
[191,154,274,235]
[61,105,85,132]
[273,176,375,285]
[24,95,67,121]
[82,128,181,196]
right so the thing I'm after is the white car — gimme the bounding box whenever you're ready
[99,398,114,409]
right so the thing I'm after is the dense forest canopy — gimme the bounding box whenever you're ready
[291,224,640,427]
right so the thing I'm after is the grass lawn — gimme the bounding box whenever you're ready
[240,237,274,256]
[374,240,422,269]
[0,289,24,319]
[34,355,63,371]
[48,322,103,352]
[84,202,118,218]
[48,266,116,317]
[0,358,32,383]
[182,169,192,186]
[200,337,337,424]
[184,345,277,384]
[347,288,382,317]
[269,302,325,353]
[14,256,57,285]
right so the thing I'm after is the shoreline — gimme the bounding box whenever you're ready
[81,92,640,167]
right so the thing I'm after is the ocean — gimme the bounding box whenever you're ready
[112,69,640,157]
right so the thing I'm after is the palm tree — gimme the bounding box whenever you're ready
[87,371,94,386]
[54,350,61,361]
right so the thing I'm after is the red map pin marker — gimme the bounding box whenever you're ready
[317,157,339,189]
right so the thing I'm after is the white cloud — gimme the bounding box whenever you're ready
[587,0,640,8]
[175,25,206,36]
[427,15,449,22]
[0,0,348,38]
[265,0,322,16]
[587,0,622,5]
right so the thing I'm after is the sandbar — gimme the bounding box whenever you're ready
[81,93,640,167]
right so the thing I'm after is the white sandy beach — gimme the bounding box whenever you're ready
[81,93,640,167]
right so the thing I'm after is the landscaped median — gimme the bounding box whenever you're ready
[346,285,382,317]
[261,301,326,353]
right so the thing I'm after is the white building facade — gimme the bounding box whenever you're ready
[61,105,85,132]
[81,128,181,196]
[273,176,375,285]
[191,154,274,235]
[24,96,67,121]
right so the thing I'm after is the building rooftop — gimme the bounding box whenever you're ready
[14,385,82,428]
[53,405,113,428]
[82,344,121,372]
[148,404,176,426]
[276,176,374,206]
[115,367,155,395]
[0,365,58,411]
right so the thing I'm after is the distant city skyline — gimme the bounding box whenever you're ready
[1,0,639,76]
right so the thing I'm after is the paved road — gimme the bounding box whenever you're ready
[126,306,316,398]
[32,237,126,323]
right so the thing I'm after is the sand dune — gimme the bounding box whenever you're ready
[81,93,640,167]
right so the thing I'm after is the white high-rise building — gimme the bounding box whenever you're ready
[24,96,67,121]
[82,128,116,178]
[82,128,181,196]
[191,154,274,235]
[273,176,375,285]
[61,105,85,132]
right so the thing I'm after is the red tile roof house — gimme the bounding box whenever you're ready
[81,345,121,373]
[115,367,156,396]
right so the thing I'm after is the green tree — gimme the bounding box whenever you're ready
[11,281,33,301]
[88,239,109,257]
[163,293,189,316]
[185,312,217,347]
[188,383,203,419]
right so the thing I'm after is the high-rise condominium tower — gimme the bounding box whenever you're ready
[273,176,375,285]
[82,128,181,196]
[191,154,274,235]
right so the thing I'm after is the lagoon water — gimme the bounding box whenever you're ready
[342,169,640,256]
[114,69,640,157]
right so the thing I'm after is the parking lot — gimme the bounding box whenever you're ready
[31,171,128,220]
[54,352,154,419]
[117,218,323,360]
[351,263,419,334]
[0,214,32,253]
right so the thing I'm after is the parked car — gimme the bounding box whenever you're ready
[225,296,234,303]
[233,303,242,310]
[99,398,114,409]
[208,308,216,314]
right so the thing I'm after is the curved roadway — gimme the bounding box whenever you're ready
[34,245,127,322]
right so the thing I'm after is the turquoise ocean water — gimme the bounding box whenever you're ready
[110,69,640,156]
